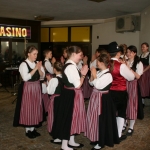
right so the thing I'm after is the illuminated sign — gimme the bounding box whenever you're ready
[0,24,31,39]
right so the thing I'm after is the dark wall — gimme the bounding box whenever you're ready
[0,17,41,61]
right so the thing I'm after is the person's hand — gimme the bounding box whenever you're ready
[81,65,89,76]
[83,56,88,65]
[51,57,56,64]
[60,56,65,64]
[46,74,52,81]
[36,61,42,70]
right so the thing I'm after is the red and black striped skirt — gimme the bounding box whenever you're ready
[19,81,43,126]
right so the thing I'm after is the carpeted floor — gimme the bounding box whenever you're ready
[0,87,150,150]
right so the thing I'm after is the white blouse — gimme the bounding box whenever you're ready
[19,59,45,81]
[89,69,112,90]
[127,60,143,76]
[111,58,135,81]
[44,59,54,74]
[46,74,62,95]
[64,59,81,88]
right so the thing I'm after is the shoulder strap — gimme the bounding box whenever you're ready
[99,71,110,78]
[23,61,31,70]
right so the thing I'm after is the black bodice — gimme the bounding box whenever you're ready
[140,54,149,66]
[24,61,40,81]
[62,63,81,88]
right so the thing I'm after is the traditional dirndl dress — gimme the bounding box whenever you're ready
[13,61,43,127]
[126,80,144,120]
[85,87,119,148]
[42,93,50,113]
[51,63,86,140]
[126,80,138,120]
[47,94,60,132]
[82,75,93,99]
[138,54,150,98]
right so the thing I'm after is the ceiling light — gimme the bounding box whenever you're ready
[89,0,106,2]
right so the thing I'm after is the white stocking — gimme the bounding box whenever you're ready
[61,140,73,150]
[129,120,135,131]
[69,135,79,146]
[116,117,124,137]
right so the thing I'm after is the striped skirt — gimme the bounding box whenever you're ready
[47,94,60,133]
[85,89,108,142]
[19,81,43,126]
[126,80,138,120]
[82,76,93,99]
[70,88,86,135]
[138,66,150,97]
[42,93,50,113]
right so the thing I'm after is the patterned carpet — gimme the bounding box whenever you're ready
[0,87,150,150]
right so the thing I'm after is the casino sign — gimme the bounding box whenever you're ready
[0,24,31,39]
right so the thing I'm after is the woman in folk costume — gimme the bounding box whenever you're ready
[107,42,135,141]
[45,61,63,144]
[13,45,45,139]
[51,46,88,150]
[85,53,119,150]
[125,46,144,136]
[138,42,150,106]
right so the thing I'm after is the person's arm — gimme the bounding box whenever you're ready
[65,64,88,88]
[47,78,58,95]
[92,73,112,90]
[143,65,150,73]
[37,61,44,77]
[131,62,143,79]
[45,61,54,74]
[120,64,135,81]
[90,59,97,69]
[19,62,38,81]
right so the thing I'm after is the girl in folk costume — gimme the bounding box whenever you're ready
[107,42,135,141]
[138,42,150,106]
[85,54,119,150]
[42,49,56,114]
[43,49,56,76]
[13,45,45,139]
[51,46,88,150]
[60,47,68,65]
[125,46,144,136]
[45,61,63,144]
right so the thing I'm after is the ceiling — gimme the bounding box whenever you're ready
[0,0,150,21]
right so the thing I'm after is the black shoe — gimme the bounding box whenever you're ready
[32,129,41,137]
[50,139,62,145]
[126,128,134,136]
[122,126,126,133]
[68,143,84,148]
[25,131,36,139]
[119,135,127,142]
[91,148,102,150]
[90,141,98,145]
